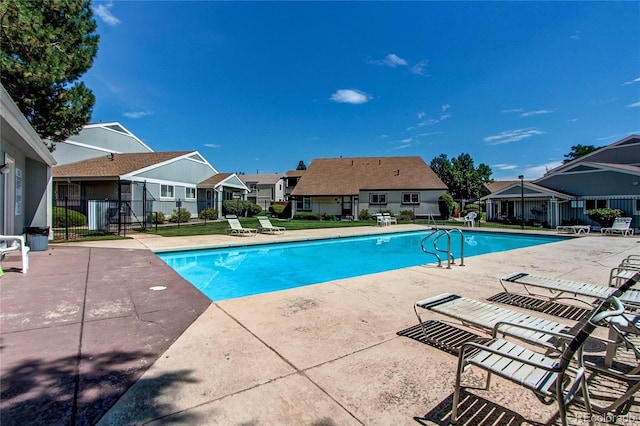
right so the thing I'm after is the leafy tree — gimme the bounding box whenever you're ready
[430,153,493,201]
[0,0,99,146]
[563,144,601,163]
[296,160,307,170]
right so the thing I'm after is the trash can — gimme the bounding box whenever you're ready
[25,226,50,251]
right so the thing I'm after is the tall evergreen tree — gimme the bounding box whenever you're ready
[296,160,307,170]
[1,0,99,147]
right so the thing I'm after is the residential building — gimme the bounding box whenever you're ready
[290,156,447,219]
[481,135,640,230]
[284,169,305,200]
[1,84,57,235]
[53,151,217,228]
[198,173,251,214]
[239,173,285,210]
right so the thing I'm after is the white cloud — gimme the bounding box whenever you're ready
[501,108,523,114]
[329,89,371,104]
[369,54,428,76]
[203,143,220,148]
[417,112,426,120]
[570,31,580,40]
[441,104,450,112]
[410,60,429,76]
[520,109,553,117]
[383,54,407,67]
[123,111,152,118]
[483,128,545,145]
[627,101,640,108]
[393,137,415,150]
[492,164,518,170]
[623,77,640,85]
[94,2,121,25]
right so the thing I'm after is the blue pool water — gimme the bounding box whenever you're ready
[158,231,566,302]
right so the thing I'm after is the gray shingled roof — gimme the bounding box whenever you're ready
[291,156,447,196]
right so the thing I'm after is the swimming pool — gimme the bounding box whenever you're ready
[158,231,566,301]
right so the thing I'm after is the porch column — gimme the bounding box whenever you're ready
[549,198,558,228]
[215,188,223,217]
[485,199,493,221]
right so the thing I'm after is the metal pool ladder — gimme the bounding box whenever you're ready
[420,228,465,269]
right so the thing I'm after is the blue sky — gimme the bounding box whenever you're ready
[86,1,640,180]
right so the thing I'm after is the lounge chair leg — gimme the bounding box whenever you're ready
[451,349,470,424]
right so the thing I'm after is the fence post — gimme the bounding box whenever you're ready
[64,196,69,240]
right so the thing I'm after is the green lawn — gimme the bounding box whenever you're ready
[139,217,555,237]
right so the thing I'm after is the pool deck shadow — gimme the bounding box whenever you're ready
[1,225,638,425]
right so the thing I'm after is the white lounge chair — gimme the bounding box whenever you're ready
[450,296,627,426]
[225,215,257,236]
[257,216,285,234]
[416,275,640,418]
[414,293,570,352]
[463,211,476,227]
[601,217,634,236]
[499,267,640,310]
[556,224,590,234]
[0,234,29,274]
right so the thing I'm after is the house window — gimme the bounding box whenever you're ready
[635,199,640,214]
[585,199,607,211]
[296,197,311,211]
[369,193,387,205]
[56,183,81,199]
[402,192,420,204]
[185,187,196,200]
[161,184,174,199]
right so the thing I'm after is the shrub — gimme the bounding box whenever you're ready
[464,203,481,214]
[223,199,262,217]
[168,208,192,223]
[152,211,165,224]
[397,210,414,221]
[247,202,262,217]
[587,208,623,228]
[293,212,322,220]
[323,213,336,221]
[359,209,372,220]
[223,199,247,216]
[198,208,218,220]
[438,194,457,219]
[53,207,87,227]
[269,204,285,217]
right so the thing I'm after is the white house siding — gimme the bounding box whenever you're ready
[359,189,445,218]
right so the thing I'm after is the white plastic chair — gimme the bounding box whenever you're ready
[463,211,477,227]
[0,234,30,274]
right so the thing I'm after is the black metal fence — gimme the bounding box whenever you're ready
[52,197,153,240]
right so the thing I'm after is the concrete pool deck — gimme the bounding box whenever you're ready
[1,225,638,425]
